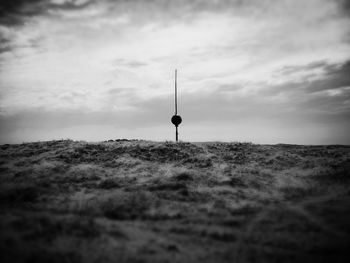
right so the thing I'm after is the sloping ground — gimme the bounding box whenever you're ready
[0,140,350,263]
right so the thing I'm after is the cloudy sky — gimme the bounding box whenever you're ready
[1,0,350,144]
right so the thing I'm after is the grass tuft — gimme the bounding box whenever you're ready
[100,191,153,220]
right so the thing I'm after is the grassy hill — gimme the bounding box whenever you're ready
[0,140,350,263]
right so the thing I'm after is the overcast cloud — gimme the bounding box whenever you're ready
[0,0,350,144]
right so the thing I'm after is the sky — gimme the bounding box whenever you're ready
[0,0,350,144]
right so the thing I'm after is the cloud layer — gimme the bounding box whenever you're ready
[1,0,350,144]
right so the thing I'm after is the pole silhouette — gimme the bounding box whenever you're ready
[171,69,182,142]
[175,69,177,115]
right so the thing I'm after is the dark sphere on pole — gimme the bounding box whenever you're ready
[171,115,182,127]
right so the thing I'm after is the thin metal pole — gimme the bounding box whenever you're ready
[175,69,177,115]
[176,126,178,142]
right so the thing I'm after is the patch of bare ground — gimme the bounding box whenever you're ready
[0,140,350,262]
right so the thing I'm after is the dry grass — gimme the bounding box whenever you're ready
[0,140,349,263]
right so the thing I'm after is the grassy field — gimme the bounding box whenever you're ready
[0,139,350,263]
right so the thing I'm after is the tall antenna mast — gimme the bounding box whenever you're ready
[171,69,182,142]
[175,69,177,115]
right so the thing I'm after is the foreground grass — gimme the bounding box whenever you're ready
[0,140,349,263]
